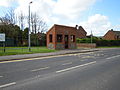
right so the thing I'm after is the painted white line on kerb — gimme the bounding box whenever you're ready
[106,55,120,60]
[0,82,16,88]
[62,62,72,65]
[56,61,96,73]
[31,67,49,72]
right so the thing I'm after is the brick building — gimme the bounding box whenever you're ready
[46,24,87,49]
[103,29,120,40]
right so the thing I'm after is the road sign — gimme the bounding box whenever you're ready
[0,33,5,41]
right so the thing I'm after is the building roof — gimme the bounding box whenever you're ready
[54,24,75,28]
[113,31,120,36]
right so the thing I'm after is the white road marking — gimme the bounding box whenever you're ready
[0,82,16,88]
[0,76,3,78]
[34,75,41,78]
[56,61,96,73]
[106,55,120,60]
[31,67,49,72]
[62,62,72,65]
[80,59,85,61]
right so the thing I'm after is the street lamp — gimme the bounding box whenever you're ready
[91,30,93,44]
[28,1,32,52]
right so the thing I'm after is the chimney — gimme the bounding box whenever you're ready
[111,29,113,31]
[75,25,78,30]
[78,26,82,30]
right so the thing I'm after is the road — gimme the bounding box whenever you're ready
[0,48,120,90]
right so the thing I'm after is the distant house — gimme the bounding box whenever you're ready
[76,25,87,38]
[46,24,87,49]
[103,29,120,40]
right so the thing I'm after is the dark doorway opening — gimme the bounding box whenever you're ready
[65,35,69,49]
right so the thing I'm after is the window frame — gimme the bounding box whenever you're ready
[71,35,75,42]
[57,34,63,42]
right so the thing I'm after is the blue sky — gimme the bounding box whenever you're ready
[0,0,120,36]
[93,0,120,25]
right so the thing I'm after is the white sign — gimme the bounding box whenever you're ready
[0,33,5,41]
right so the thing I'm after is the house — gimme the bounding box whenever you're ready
[76,25,87,38]
[103,29,120,40]
[46,24,87,49]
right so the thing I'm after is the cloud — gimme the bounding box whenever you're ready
[15,0,55,21]
[80,14,111,36]
[0,0,10,7]
[9,0,114,36]
[110,25,120,30]
[53,0,96,20]
[2,0,112,36]
[0,0,16,7]
[14,0,97,26]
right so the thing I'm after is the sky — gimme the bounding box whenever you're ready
[0,0,120,36]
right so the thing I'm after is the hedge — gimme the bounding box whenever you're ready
[76,38,120,46]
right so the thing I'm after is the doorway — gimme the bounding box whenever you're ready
[64,35,69,49]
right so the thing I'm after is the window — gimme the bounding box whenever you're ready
[71,35,75,42]
[49,34,52,42]
[57,34,62,42]
[117,36,120,39]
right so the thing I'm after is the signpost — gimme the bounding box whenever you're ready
[0,33,5,52]
[0,33,5,42]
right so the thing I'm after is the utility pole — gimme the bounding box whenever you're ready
[28,1,32,52]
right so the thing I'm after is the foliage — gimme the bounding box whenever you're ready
[96,40,120,46]
[0,25,46,47]
[77,37,120,47]
[76,37,100,43]
[0,7,47,47]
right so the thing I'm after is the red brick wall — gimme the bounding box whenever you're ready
[77,43,96,48]
[55,25,77,49]
[103,31,116,40]
[46,25,56,49]
[46,24,87,49]
[76,26,87,38]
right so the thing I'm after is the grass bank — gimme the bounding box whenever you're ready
[0,47,57,56]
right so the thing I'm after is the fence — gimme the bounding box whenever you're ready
[0,37,46,47]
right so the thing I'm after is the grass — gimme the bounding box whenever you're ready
[97,46,120,48]
[0,47,58,56]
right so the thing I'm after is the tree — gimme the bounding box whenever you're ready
[30,13,47,34]
[18,12,25,30]
[0,9,47,46]
[22,28,28,46]
[30,13,47,46]
[0,8,17,25]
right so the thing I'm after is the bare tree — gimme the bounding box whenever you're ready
[30,13,47,34]
[18,12,25,30]
[38,19,47,33]
[0,8,17,25]
[0,16,10,25]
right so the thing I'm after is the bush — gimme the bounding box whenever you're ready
[77,38,120,47]
[76,37,98,43]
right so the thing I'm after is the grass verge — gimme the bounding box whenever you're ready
[97,46,120,48]
[0,47,57,56]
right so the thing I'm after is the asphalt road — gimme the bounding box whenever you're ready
[0,48,120,90]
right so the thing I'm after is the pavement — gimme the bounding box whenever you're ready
[0,48,99,61]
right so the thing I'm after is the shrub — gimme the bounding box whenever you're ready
[77,38,120,47]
